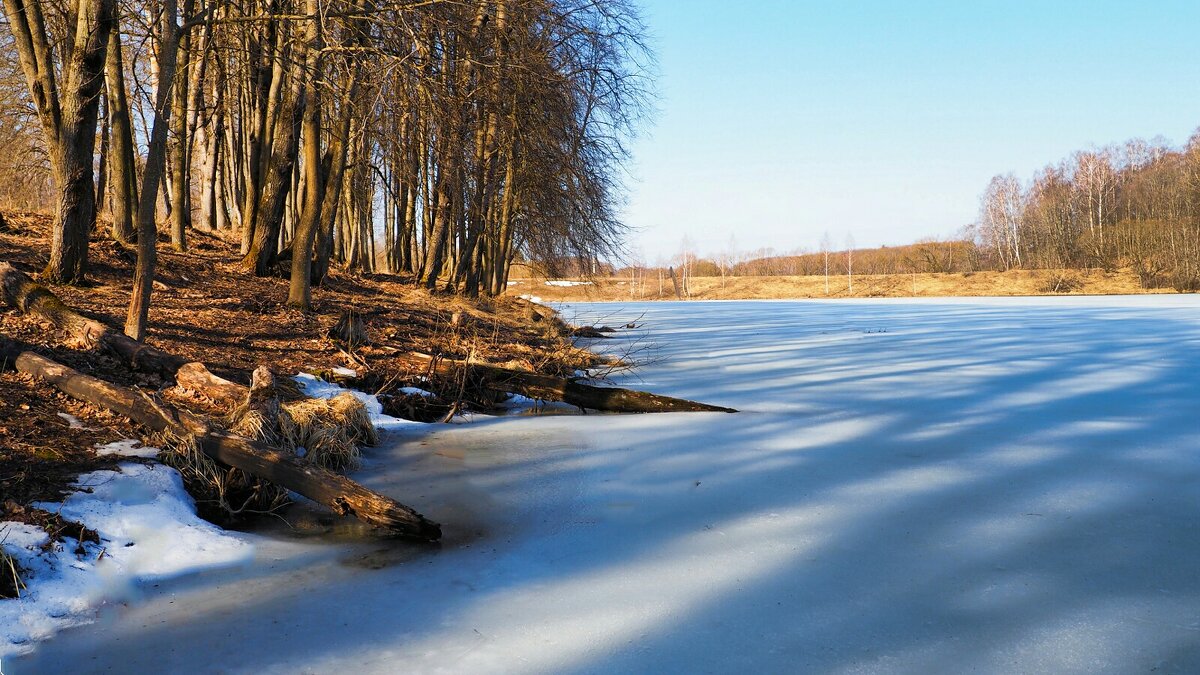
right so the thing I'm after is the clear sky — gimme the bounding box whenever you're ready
[620,0,1200,263]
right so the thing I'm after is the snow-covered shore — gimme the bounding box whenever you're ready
[9,296,1200,674]
[0,373,424,658]
[1,462,251,656]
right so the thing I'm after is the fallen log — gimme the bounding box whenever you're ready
[175,361,248,407]
[0,262,186,378]
[394,352,737,414]
[0,263,262,401]
[1,340,440,540]
[570,326,614,339]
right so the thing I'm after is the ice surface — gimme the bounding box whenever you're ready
[545,280,593,287]
[1,464,252,657]
[11,297,1200,674]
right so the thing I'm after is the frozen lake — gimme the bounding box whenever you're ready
[12,297,1200,674]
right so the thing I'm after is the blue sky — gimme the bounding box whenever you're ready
[621,0,1200,262]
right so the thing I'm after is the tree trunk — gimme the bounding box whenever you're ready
[243,87,304,276]
[105,22,137,244]
[287,0,326,309]
[2,0,117,283]
[126,0,182,341]
[167,0,194,252]
[423,164,454,290]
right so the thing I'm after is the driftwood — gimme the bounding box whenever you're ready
[1,341,440,540]
[0,262,186,378]
[394,352,737,414]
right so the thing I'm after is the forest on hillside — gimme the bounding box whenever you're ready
[0,0,649,325]
[623,135,1200,294]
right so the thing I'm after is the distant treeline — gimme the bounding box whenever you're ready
[725,240,975,277]
[613,133,1200,291]
[975,134,1200,290]
[610,240,975,281]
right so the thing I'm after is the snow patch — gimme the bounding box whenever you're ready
[55,413,89,430]
[94,439,159,459]
[544,280,593,287]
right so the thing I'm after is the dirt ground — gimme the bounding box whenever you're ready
[515,267,1169,303]
[0,211,594,536]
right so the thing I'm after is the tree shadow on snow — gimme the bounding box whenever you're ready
[14,297,1200,674]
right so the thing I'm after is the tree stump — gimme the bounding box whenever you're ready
[327,310,369,347]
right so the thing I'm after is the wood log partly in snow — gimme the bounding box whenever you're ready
[0,339,440,540]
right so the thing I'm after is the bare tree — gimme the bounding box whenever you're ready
[980,173,1025,270]
[845,233,855,293]
[3,0,117,282]
[820,231,832,294]
[1072,149,1118,266]
[126,0,183,340]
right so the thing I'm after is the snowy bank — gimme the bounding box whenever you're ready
[1,462,252,657]
[3,374,422,659]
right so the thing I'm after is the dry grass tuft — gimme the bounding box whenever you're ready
[229,401,284,448]
[1040,271,1084,294]
[279,393,375,472]
[157,388,378,523]
[1,546,26,599]
[155,432,290,523]
[227,392,376,473]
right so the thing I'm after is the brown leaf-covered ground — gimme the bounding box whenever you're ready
[0,211,596,531]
